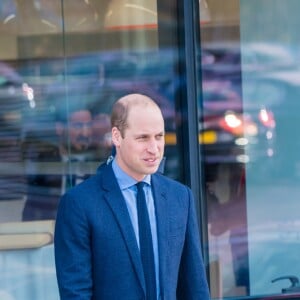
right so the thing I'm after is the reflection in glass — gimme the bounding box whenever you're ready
[0,1,183,299]
[201,0,300,299]
[199,1,249,298]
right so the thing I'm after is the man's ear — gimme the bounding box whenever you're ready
[111,127,121,147]
[55,122,64,137]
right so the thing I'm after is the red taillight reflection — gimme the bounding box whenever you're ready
[219,112,244,136]
[219,112,258,136]
[259,109,275,128]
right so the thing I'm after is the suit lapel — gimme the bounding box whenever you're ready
[151,175,169,296]
[100,164,146,292]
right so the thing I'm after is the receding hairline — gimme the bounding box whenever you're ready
[111,93,162,135]
[117,93,160,109]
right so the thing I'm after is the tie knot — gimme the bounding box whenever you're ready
[136,181,145,189]
[136,182,148,196]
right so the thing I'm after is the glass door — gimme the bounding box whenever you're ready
[199,0,300,299]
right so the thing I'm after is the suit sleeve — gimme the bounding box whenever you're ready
[54,192,93,299]
[176,187,210,300]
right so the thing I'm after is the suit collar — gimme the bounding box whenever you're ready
[151,174,169,295]
[100,163,146,292]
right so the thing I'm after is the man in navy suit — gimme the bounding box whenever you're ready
[22,106,95,221]
[54,93,210,299]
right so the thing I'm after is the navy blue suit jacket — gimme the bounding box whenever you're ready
[54,162,210,299]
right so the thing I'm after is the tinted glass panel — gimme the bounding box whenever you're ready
[0,1,183,299]
[199,0,300,299]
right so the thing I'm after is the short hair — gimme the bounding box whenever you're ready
[54,93,93,124]
[110,93,160,137]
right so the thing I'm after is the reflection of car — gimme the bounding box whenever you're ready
[198,43,280,171]
[200,79,276,165]
[201,42,296,76]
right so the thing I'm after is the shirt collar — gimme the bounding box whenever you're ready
[112,159,151,190]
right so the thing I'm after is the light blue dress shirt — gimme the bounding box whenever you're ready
[112,159,160,299]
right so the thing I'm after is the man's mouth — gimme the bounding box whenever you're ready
[144,157,159,163]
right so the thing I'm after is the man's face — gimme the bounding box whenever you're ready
[112,104,165,181]
[68,110,93,152]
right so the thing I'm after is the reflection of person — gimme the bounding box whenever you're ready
[22,105,96,221]
[54,93,210,299]
[56,109,93,155]
[207,163,249,295]
[91,112,112,159]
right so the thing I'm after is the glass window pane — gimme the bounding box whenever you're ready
[200,0,300,298]
[0,1,184,299]
[0,2,63,299]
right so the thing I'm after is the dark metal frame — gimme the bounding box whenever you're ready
[177,0,209,266]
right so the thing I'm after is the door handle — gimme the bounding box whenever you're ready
[272,275,300,293]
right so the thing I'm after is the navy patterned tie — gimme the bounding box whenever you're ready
[136,182,157,300]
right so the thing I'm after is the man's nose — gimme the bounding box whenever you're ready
[147,139,159,153]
